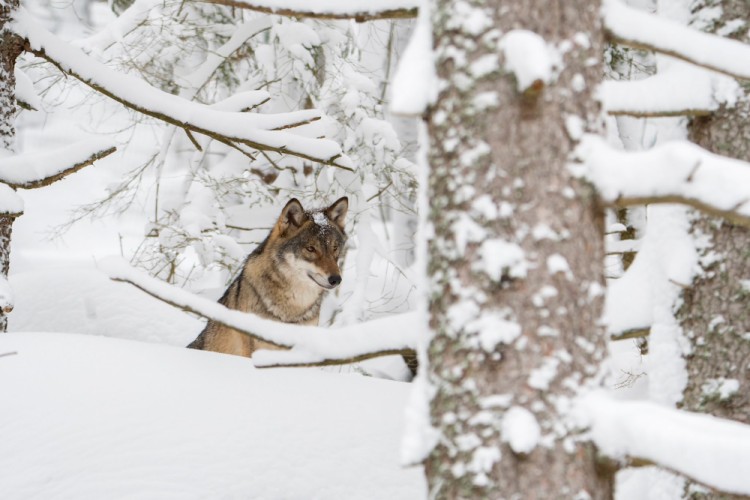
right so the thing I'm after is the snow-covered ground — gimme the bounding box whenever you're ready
[0,332,425,498]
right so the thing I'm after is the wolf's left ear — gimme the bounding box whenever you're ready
[279,198,306,233]
[325,196,348,231]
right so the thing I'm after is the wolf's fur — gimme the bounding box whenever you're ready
[187,197,348,357]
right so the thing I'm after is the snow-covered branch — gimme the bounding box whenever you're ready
[0,139,116,189]
[579,392,750,496]
[14,67,40,112]
[12,11,354,171]
[197,0,418,21]
[600,67,735,117]
[101,258,418,366]
[576,135,750,226]
[603,0,750,82]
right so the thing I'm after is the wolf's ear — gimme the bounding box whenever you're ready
[325,196,348,231]
[278,198,306,233]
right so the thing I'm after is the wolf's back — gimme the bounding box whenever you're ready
[186,333,204,350]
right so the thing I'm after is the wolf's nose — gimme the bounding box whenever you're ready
[328,275,342,287]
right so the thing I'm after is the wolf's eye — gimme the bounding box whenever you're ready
[306,246,316,253]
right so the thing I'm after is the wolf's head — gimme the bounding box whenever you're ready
[268,197,348,290]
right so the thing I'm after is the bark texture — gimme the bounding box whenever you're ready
[424,1,612,498]
[0,0,22,332]
[681,0,750,431]
[679,2,750,498]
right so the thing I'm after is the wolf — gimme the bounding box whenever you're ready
[187,197,348,357]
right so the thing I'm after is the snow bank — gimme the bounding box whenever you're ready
[0,332,424,498]
[9,266,201,346]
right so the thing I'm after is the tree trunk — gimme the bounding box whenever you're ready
[424,1,612,498]
[0,0,23,332]
[680,0,750,430]
[678,2,750,498]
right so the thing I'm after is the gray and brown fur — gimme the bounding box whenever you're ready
[188,197,348,357]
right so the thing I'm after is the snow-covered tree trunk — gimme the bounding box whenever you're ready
[0,0,22,332]
[423,0,612,497]
[679,0,750,435]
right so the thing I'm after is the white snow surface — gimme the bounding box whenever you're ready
[9,266,201,346]
[499,30,553,92]
[0,332,425,498]
[501,406,540,454]
[0,138,115,188]
[603,0,750,80]
[14,67,41,110]
[580,391,750,496]
[0,182,24,214]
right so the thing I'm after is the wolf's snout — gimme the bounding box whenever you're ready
[328,275,342,287]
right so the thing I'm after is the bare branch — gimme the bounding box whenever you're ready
[610,195,750,227]
[253,348,417,369]
[196,0,418,21]
[610,327,650,341]
[603,0,750,81]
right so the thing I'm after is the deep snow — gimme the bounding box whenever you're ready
[0,332,425,498]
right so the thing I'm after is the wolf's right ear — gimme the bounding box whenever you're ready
[278,199,306,232]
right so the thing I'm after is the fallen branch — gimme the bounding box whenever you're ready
[100,258,419,365]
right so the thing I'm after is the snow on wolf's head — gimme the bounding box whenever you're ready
[268,197,348,290]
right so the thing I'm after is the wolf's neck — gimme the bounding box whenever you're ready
[242,258,324,324]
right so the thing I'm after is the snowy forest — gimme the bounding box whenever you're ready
[2,0,750,498]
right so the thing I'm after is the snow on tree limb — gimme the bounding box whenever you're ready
[197,0,418,21]
[0,138,116,189]
[0,184,24,217]
[11,11,354,171]
[579,391,750,496]
[600,66,737,117]
[14,67,40,111]
[576,135,750,226]
[101,258,418,366]
[181,18,273,96]
[603,0,750,81]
